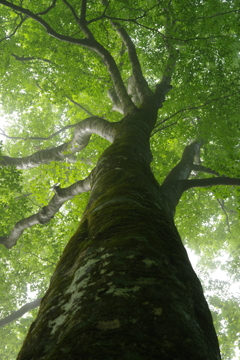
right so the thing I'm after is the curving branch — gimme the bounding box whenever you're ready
[0,298,42,328]
[0,117,117,169]
[0,174,92,249]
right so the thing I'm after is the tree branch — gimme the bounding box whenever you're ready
[36,0,57,16]
[154,90,240,131]
[11,53,51,63]
[192,164,220,176]
[182,177,240,192]
[163,141,203,184]
[65,96,94,116]
[0,174,92,249]
[0,0,135,114]
[0,123,78,141]
[76,0,135,114]
[0,117,117,169]
[196,8,240,20]
[0,0,91,45]
[107,16,153,106]
[160,141,204,216]
[217,198,231,233]
[0,298,42,328]
[62,0,80,25]
[0,15,26,42]
[154,8,179,108]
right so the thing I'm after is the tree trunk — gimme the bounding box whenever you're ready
[17,109,221,360]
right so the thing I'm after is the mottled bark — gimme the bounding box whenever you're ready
[17,108,221,360]
[0,175,91,249]
[0,117,116,169]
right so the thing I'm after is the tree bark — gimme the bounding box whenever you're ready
[17,108,221,360]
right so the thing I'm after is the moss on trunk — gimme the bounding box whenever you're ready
[17,109,221,360]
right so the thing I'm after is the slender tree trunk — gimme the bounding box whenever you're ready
[17,109,221,360]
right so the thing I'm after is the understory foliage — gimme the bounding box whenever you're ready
[0,0,239,359]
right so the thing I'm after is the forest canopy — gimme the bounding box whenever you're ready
[0,0,239,359]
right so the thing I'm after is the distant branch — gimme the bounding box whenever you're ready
[217,198,231,233]
[154,91,240,131]
[0,298,42,328]
[11,53,51,63]
[0,122,78,141]
[182,177,240,192]
[192,164,220,176]
[62,0,80,25]
[0,117,117,169]
[151,121,178,135]
[0,15,26,42]
[0,174,92,249]
[36,0,57,16]
[14,247,56,265]
[196,9,240,20]
[65,96,94,116]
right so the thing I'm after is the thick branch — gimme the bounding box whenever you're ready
[161,176,240,218]
[0,298,42,328]
[154,7,179,108]
[163,141,203,184]
[108,20,153,106]
[0,117,116,169]
[0,175,92,249]
[155,47,179,109]
[160,141,203,216]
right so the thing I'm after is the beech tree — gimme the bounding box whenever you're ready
[0,0,240,359]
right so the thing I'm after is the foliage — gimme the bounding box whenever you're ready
[0,0,239,358]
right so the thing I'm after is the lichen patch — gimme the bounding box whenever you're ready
[96,319,120,330]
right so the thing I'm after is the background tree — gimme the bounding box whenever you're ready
[0,0,239,359]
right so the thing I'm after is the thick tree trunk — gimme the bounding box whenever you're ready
[17,109,221,360]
